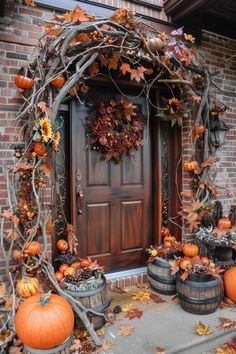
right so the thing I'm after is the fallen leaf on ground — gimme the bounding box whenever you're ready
[115,313,126,321]
[216,346,236,354]
[111,286,128,294]
[150,293,165,303]
[96,327,106,337]
[8,347,23,354]
[132,291,150,303]
[195,321,213,335]
[117,325,135,336]
[125,308,143,320]
[218,318,236,330]
[136,282,150,289]
[227,338,236,349]
[171,295,179,304]
[101,340,113,351]
[122,303,133,312]
[69,339,82,351]
[73,328,90,340]
[156,347,165,353]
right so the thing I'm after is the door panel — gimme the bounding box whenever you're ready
[71,86,152,272]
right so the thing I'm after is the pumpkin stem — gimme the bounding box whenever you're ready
[39,291,52,305]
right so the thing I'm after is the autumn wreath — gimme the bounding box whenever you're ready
[86,97,146,162]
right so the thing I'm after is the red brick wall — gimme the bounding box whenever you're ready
[0,1,236,277]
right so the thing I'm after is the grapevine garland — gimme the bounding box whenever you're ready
[86,97,145,162]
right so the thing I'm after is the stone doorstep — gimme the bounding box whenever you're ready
[105,267,148,290]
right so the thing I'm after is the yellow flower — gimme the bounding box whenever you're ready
[52,131,61,151]
[39,117,52,143]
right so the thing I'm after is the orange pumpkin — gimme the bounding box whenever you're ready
[201,256,210,266]
[15,292,74,349]
[56,239,69,253]
[182,243,199,258]
[180,258,192,270]
[151,249,158,257]
[16,277,39,298]
[224,267,236,302]
[183,160,198,171]
[50,75,65,88]
[64,267,76,276]
[71,262,81,268]
[163,236,173,243]
[80,258,91,268]
[164,240,172,249]
[54,272,64,282]
[23,241,41,256]
[59,263,69,275]
[218,218,231,230]
[33,142,47,157]
[15,75,34,89]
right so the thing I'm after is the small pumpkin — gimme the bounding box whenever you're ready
[224,267,236,302]
[33,142,47,157]
[56,239,69,253]
[54,272,64,282]
[201,256,210,266]
[218,218,231,230]
[50,75,65,88]
[15,75,34,89]
[59,263,69,275]
[183,160,198,171]
[16,277,39,298]
[63,267,76,276]
[23,241,41,256]
[15,292,74,349]
[146,37,164,52]
[182,243,199,258]
[80,258,91,268]
[180,258,192,270]
[71,261,81,268]
[164,240,172,249]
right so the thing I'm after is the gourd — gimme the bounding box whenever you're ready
[80,258,91,268]
[15,75,34,89]
[23,241,41,256]
[15,292,74,349]
[224,267,236,302]
[50,75,65,88]
[16,277,39,298]
[183,160,198,171]
[218,218,231,230]
[59,263,69,275]
[56,239,69,253]
[146,37,164,52]
[54,272,64,282]
[33,142,47,157]
[182,243,199,258]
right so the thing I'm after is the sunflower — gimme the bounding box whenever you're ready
[52,131,61,151]
[39,117,52,143]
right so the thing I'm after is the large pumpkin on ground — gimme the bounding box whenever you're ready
[15,292,74,349]
[224,266,236,302]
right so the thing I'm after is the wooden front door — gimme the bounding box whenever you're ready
[71,87,152,272]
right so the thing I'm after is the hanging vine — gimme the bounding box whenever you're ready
[0,2,229,350]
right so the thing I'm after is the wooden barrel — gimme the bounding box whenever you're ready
[147,257,176,295]
[23,335,73,354]
[176,273,224,315]
[64,277,110,330]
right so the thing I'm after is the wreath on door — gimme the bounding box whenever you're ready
[86,97,145,162]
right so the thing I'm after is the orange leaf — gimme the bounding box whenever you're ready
[120,63,132,76]
[64,6,94,23]
[23,0,37,7]
[99,54,109,67]
[180,271,189,281]
[89,62,99,75]
[1,210,13,219]
[218,317,236,330]
[130,66,147,82]
[201,156,216,168]
[39,163,52,176]
[192,95,201,103]
[108,53,121,70]
[37,101,47,112]
[125,308,143,320]
[156,347,165,354]
[81,84,89,93]
[184,33,195,43]
[150,293,165,303]
[117,325,135,336]
[44,23,61,36]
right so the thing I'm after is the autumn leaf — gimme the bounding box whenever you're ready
[136,282,150,289]
[150,293,165,303]
[37,101,47,112]
[227,338,236,349]
[81,84,89,93]
[97,327,106,337]
[64,6,94,23]
[44,23,61,37]
[195,321,213,335]
[120,63,132,76]
[212,227,227,239]
[218,317,236,331]
[184,33,195,43]
[192,95,201,103]
[122,303,133,312]
[89,62,100,75]
[171,294,179,304]
[23,0,37,7]
[201,156,216,168]
[108,53,121,70]
[45,213,53,235]
[169,260,179,275]
[99,54,109,67]
[117,325,135,336]
[1,210,13,219]
[39,163,52,176]
[14,162,32,171]
[130,66,147,82]
[125,308,143,320]
[180,271,189,281]
[216,345,236,354]
[0,283,6,297]
[69,339,82,352]
[101,340,113,351]
[156,347,165,354]
[5,296,20,311]
[132,291,150,303]
[4,229,20,241]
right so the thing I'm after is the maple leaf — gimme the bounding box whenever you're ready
[150,293,165,303]
[4,229,20,241]
[39,163,52,176]
[69,339,82,352]
[45,213,53,235]
[120,63,132,76]
[218,317,236,330]
[169,260,179,275]
[117,325,135,336]
[101,340,113,351]
[14,162,32,171]
[44,23,61,36]
[37,101,47,112]
[97,327,106,337]
[132,291,150,303]
[136,282,150,289]
[125,308,143,320]
[227,338,236,349]
[156,347,165,354]
[99,54,109,67]
[0,283,6,297]
[184,33,195,43]
[216,345,236,354]
[171,294,179,304]
[23,0,37,7]
[121,98,137,120]
[122,303,133,312]
[5,296,19,311]
[108,53,121,70]
[69,83,80,96]
[195,321,213,335]
[180,271,189,281]
[212,227,227,239]
[89,62,100,75]
[64,6,93,23]
[1,210,13,219]
[192,95,201,103]
[201,156,216,168]
[130,66,147,82]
